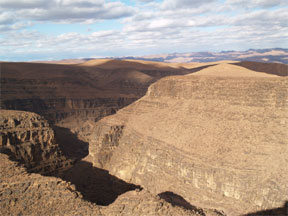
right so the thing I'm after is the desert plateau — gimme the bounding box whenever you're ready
[0,59,287,216]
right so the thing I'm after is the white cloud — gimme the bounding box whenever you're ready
[91,30,117,37]
[136,0,155,2]
[227,0,288,9]
[59,0,105,7]
[232,8,288,27]
[0,0,134,24]
[0,12,15,25]
[0,0,49,9]
[161,0,216,9]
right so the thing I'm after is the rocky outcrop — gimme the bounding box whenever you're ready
[87,63,288,215]
[0,153,102,216]
[0,110,73,174]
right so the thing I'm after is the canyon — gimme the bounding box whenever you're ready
[1,110,216,215]
[0,60,288,215]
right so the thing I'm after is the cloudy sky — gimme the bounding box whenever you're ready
[0,0,287,61]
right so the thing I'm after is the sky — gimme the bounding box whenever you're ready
[0,0,287,61]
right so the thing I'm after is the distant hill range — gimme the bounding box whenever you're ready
[34,48,288,65]
[118,48,288,64]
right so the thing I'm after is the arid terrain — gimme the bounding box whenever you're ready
[0,60,287,215]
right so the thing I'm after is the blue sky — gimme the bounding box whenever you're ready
[0,0,287,61]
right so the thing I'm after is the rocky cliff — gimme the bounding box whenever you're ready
[0,153,102,216]
[0,110,218,216]
[0,110,73,174]
[87,63,288,215]
[2,152,216,216]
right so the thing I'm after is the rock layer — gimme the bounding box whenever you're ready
[0,110,217,216]
[0,152,223,216]
[0,153,102,216]
[0,110,72,174]
[87,63,288,215]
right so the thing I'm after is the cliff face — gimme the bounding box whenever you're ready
[0,152,223,216]
[0,153,102,216]
[0,110,73,174]
[87,64,288,215]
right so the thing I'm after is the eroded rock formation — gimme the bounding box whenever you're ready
[87,63,288,215]
[0,153,102,216]
[0,110,218,215]
[0,110,73,174]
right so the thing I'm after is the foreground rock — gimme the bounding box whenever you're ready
[87,63,288,215]
[0,110,73,174]
[0,153,102,216]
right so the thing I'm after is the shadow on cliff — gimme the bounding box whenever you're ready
[53,125,89,160]
[57,160,141,205]
[244,201,288,216]
[52,126,141,205]
[186,64,217,73]
[158,191,205,214]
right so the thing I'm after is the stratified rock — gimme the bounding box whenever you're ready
[88,63,288,215]
[0,153,102,216]
[0,110,73,174]
[0,110,214,216]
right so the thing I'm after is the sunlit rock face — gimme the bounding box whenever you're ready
[88,63,288,215]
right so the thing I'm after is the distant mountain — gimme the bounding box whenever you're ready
[33,48,288,65]
[122,48,288,64]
